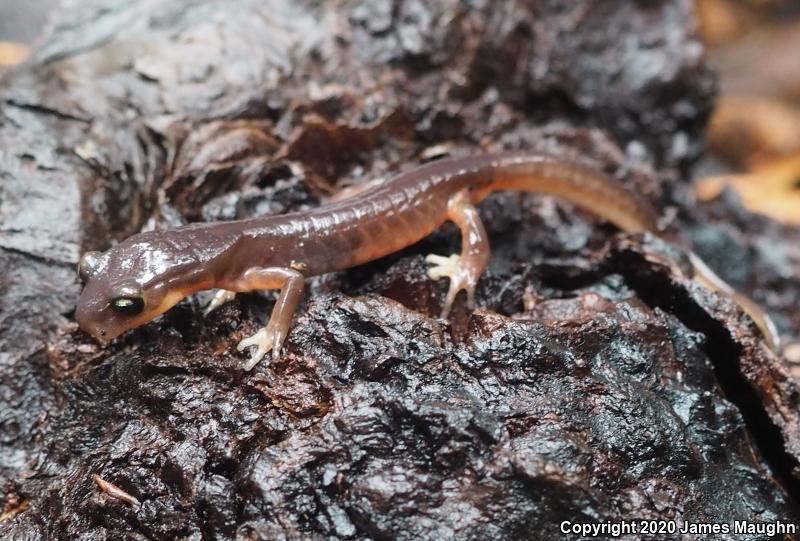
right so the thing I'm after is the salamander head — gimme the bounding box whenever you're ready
[75,234,201,342]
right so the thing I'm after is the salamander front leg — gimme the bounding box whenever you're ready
[426,190,490,317]
[234,267,305,371]
[204,289,237,315]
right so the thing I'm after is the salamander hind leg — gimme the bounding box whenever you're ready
[233,267,305,371]
[425,190,490,318]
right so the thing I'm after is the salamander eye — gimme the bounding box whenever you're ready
[78,251,104,283]
[111,296,145,315]
[110,283,144,315]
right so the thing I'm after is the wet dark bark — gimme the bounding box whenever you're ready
[1,1,798,539]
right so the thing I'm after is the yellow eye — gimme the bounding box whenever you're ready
[110,282,143,315]
[111,296,144,315]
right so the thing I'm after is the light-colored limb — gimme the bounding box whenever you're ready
[204,289,237,315]
[425,190,490,318]
[234,267,305,371]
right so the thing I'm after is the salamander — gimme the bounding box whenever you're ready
[75,152,780,370]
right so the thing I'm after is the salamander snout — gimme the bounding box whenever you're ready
[75,285,122,343]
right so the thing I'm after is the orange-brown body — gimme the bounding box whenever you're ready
[75,152,778,370]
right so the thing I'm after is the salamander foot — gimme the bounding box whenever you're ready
[426,254,462,281]
[425,253,480,317]
[204,289,236,315]
[237,321,284,371]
